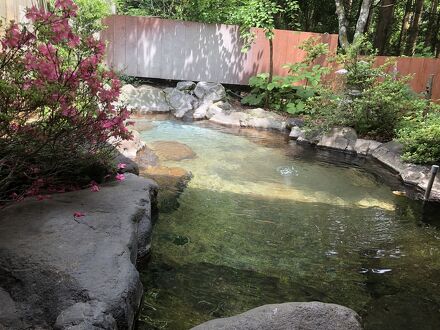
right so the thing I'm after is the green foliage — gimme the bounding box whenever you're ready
[235,0,280,52]
[335,36,379,91]
[242,63,329,114]
[398,109,440,164]
[115,0,242,24]
[299,39,329,65]
[74,0,111,34]
[305,37,424,142]
[48,0,111,34]
[242,38,329,114]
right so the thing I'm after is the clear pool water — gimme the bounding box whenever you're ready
[137,120,440,330]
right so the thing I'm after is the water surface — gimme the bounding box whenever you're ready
[137,120,440,330]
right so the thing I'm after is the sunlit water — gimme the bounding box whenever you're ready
[137,120,440,330]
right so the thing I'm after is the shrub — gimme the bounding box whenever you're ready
[0,0,131,203]
[242,38,330,114]
[305,37,424,141]
[398,110,440,164]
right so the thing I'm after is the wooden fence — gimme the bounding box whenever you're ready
[101,15,339,85]
[0,0,39,28]
[375,56,440,101]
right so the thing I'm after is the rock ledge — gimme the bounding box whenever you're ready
[0,174,158,330]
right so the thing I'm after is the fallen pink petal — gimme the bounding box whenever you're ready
[115,173,125,181]
[73,212,85,218]
[117,163,127,169]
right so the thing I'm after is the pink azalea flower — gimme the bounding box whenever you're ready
[115,173,125,181]
[73,211,85,218]
[117,163,126,169]
[90,182,100,192]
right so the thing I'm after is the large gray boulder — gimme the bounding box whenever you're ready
[120,84,171,113]
[176,81,196,91]
[192,302,362,330]
[168,88,198,118]
[0,174,158,329]
[241,108,288,131]
[194,82,227,103]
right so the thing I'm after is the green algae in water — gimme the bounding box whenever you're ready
[137,120,440,330]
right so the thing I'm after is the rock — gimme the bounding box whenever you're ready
[120,84,171,114]
[286,118,305,129]
[215,101,232,111]
[0,174,158,329]
[289,126,305,140]
[140,166,192,213]
[114,129,144,160]
[401,165,440,200]
[54,301,117,330]
[114,152,140,175]
[176,81,196,91]
[135,145,160,170]
[191,302,362,330]
[149,141,197,161]
[194,82,227,102]
[209,111,249,127]
[317,127,358,152]
[371,141,406,173]
[193,102,226,120]
[0,288,24,329]
[168,89,198,118]
[297,130,322,145]
[206,103,225,119]
[193,102,213,120]
[242,108,287,131]
[354,139,382,156]
[208,108,287,131]
[140,166,192,190]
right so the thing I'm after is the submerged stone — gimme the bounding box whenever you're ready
[149,140,197,161]
[136,145,160,170]
[191,302,362,330]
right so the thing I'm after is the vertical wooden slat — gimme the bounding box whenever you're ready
[125,16,138,76]
[113,15,126,73]
[5,0,14,24]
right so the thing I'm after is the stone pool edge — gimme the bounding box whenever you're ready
[0,173,159,329]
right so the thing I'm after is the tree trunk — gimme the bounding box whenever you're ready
[434,12,440,57]
[397,0,413,55]
[354,0,373,40]
[404,0,424,56]
[335,0,350,49]
[374,0,396,55]
[424,0,439,52]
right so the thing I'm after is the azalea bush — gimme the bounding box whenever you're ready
[0,0,131,204]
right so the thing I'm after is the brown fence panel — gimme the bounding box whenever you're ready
[101,15,339,85]
[375,57,440,101]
